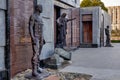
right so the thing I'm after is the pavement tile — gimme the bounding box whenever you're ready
[44,75,60,80]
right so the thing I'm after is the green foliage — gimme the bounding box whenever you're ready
[111,40,120,43]
[80,0,108,12]
[80,0,92,7]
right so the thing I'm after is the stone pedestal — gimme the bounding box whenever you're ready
[12,69,92,80]
[44,48,72,69]
[24,71,50,80]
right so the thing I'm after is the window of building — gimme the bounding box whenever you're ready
[111,9,113,23]
[116,8,117,24]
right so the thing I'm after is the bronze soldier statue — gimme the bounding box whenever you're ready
[105,26,113,47]
[28,4,49,78]
[57,13,76,48]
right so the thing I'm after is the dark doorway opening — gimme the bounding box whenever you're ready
[54,6,61,47]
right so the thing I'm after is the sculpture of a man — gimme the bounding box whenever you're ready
[29,4,47,78]
[105,26,112,47]
[57,13,76,47]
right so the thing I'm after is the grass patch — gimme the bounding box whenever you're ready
[111,40,120,43]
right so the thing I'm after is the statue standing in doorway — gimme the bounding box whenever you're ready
[28,4,49,79]
[105,26,113,47]
[57,13,76,48]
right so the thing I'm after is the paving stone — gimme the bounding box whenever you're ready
[12,69,92,80]
[44,75,60,80]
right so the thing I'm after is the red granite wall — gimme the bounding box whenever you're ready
[71,8,80,47]
[66,10,72,47]
[66,8,80,47]
[9,0,34,77]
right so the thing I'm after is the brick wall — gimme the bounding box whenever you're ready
[66,8,80,47]
[71,8,80,47]
[9,0,34,77]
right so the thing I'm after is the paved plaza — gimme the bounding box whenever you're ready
[60,43,120,80]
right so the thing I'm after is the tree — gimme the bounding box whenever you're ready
[80,0,92,7]
[80,0,108,12]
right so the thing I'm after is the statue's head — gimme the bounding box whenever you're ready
[35,4,42,13]
[61,13,67,18]
[107,26,109,29]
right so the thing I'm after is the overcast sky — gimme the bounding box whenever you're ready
[80,0,120,7]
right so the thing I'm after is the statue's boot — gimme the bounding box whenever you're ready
[32,64,40,77]
[24,65,41,79]
[37,67,51,78]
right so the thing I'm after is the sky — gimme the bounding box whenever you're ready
[80,0,120,7]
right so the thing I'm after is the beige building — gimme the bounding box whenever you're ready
[108,6,120,30]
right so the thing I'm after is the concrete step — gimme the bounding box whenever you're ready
[79,44,98,48]
[44,48,72,69]
[90,78,104,80]
[55,48,72,60]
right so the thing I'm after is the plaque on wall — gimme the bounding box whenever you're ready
[82,14,92,21]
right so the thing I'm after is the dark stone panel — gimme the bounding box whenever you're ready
[10,0,34,77]
[0,70,8,80]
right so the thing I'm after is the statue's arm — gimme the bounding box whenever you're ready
[67,18,76,22]
[29,15,35,39]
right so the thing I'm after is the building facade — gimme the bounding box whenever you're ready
[80,7,111,47]
[0,0,10,79]
[108,6,120,30]
[0,0,111,79]
[108,6,120,40]
[54,0,80,47]
[8,0,80,78]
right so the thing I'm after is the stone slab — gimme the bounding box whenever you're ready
[37,0,54,60]
[55,48,72,60]
[44,54,64,69]
[61,0,80,7]
[0,0,6,10]
[0,10,5,46]
[40,43,54,60]
[44,75,60,80]
[37,0,54,42]
[0,47,5,70]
